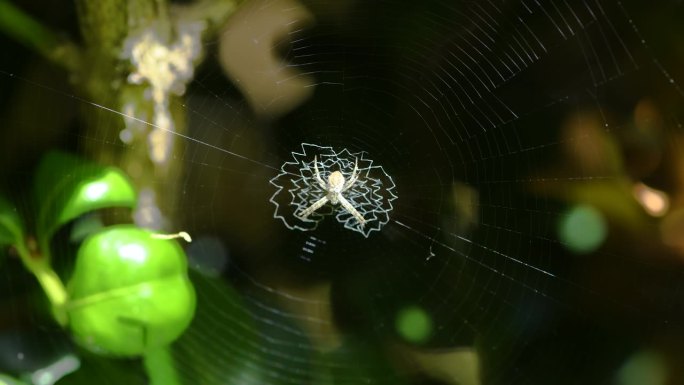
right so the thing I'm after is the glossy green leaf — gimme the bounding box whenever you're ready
[0,373,30,385]
[0,194,23,247]
[34,151,136,243]
[67,225,195,357]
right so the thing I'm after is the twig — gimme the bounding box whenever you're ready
[0,0,81,72]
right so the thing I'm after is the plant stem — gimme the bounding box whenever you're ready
[76,0,182,231]
[15,242,68,326]
[74,0,242,232]
[0,0,81,71]
[143,346,183,385]
[33,261,68,325]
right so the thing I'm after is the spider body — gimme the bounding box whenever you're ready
[297,156,366,227]
[326,171,345,203]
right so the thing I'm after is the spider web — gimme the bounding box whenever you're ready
[269,143,397,237]
[1,1,684,385]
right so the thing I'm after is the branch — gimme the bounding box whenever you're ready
[0,0,81,72]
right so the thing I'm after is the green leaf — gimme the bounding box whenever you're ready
[0,194,23,247]
[34,151,137,245]
[67,225,195,356]
[0,373,30,385]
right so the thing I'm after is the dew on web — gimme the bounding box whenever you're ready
[269,143,397,238]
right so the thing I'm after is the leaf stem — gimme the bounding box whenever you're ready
[14,241,68,326]
[143,346,182,385]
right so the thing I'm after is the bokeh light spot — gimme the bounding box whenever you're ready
[558,204,607,254]
[616,350,668,385]
[633,183,669,217]
[395,306,433,344]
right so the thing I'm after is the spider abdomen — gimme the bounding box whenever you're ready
[328,171,346,192]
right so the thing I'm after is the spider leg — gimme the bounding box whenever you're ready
[297,196,329,220]
[313,156,327,190]
[337,194,366,227]
[341,158,359,192]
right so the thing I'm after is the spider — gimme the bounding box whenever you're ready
[297,156,367,227]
